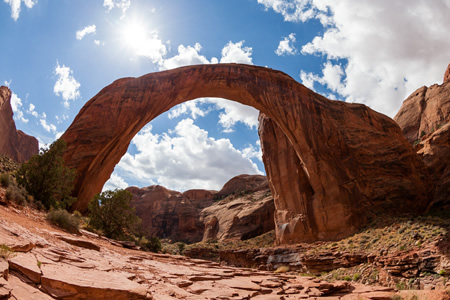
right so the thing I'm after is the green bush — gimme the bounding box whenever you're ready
[47,209,80,233]
[88,189,141,241]
[0,244,14,259]
[6,182,28,206]
[141,236,162,253]
[0,173,10,187]
[177,242,186,254]
[16,139,76,210]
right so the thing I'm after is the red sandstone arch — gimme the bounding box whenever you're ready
[61,64,430,243]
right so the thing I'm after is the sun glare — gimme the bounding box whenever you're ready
[121,20,148,53]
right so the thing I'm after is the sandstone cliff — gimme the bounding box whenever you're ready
[394,65,450,210]
[128,175,274,243]
[0,86,38,163]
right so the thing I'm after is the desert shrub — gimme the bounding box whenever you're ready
[274,265,290,273]
[141,236,162,253]
[16,139,76,210]
[88,189,141,241]
[0,244,14,259]
[6,182,28,206]
[177,242,186,254]
[47,209,80,233]
[0,173,10,187]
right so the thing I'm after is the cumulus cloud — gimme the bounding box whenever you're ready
[53,62,81,108]
[27,103,38,117]
[115,119,262,191]
[10,92,28,123]
[76,25,96,40]
[103,0,130,18]
[133,31,167,65]
[257,0,316,22]
[39,119,57,133]
[220,41,253,64]
[161,43,211,70]
[275,33,298,56]
[103,173,129,191]
[4,0,37,21]
[260,0,450,117]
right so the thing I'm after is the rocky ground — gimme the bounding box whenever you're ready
[0,200,449,299]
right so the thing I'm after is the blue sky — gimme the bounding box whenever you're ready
[1,0,449,192]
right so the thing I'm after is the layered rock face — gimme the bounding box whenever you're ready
[128,175,274,243]
[394,67,450,210]
[62,64,430,244]
[0,86,38,162]
[127,185,215,243]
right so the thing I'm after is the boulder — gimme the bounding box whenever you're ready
[62,64,431,243]
[0,86,38,163]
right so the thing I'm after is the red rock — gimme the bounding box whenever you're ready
[394,72,450,211]
[57,235,101,251]
[128,175,274,243]
[8,275,55,300]
[40,263,148,299]
[128,185,214,243]
[444,63,450,83]
[0,86,38,162]
[8,253,42,284]
[62,64,430,244]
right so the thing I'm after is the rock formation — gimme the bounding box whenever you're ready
[444,63,450,83]
[62,64,430,244]
[0,86,38,163]
[128,175,274,243]
[128,185,215,243]
[394,65,450,210]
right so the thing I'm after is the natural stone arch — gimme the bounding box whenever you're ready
[61,64,430,243]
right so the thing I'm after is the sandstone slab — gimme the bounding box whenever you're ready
[8,253,42,284]
[40,263,148,299]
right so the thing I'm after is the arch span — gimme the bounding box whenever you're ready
[62,64,430,243]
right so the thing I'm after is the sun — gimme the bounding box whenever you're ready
[121,20,148,53]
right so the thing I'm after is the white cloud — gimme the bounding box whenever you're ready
[4,0,37,21]
[275,33,298,56]
[53,62,81,108]
[161,43,211,70]
[220,41,253,64]
[103,173,129,191]
[10,92,28,123]
[39,119,57,134]
[209,98,259,132]
[103,0,130,18]
[242,140,263,162]
[76,25,96,40]
[257,0,317,22]
[27,103,38,117]
[115,119,262,191]
[261,0,450,117]
[134,31,167,64]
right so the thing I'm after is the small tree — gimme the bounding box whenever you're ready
[16,139,76,210]
[88,189,141,241]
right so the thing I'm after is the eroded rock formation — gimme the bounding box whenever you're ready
[394,67,450,210]
[128,175,274,243]
[62,64,430,244]
[0,86,38,163]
